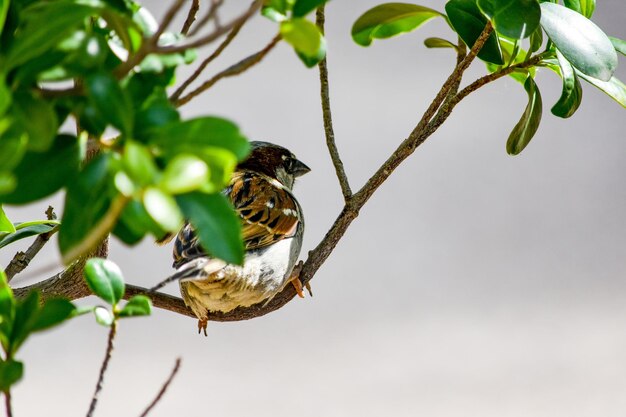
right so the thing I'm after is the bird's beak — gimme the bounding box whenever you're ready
[292,159,311,177]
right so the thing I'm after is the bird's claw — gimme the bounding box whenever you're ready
[198,318,208,336]
[290,261,312,298]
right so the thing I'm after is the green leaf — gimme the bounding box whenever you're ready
[352,3,443,47]
[0,223,57,250]
[176,192,244,265]
[577,73,626,109]
[0,206,14,233]
[0,0,9,38]
[117,295,152,317]
[551,50,582,118]
[0,270,14,328]
[609,36,626,57]
[423,37,459,50]
[10,291,40,354]
[0,80,10,116]
[31,298,75,332]
[12,92,59,151]
[0,120,28,171]
[280,18,326,66]
[477,0,540,39]
[293,0,327,17]
[0,359,23,391]
[0,173,15,195]
[142,187,183,232]
[113,198,165,242]
[86,72,134,135]
[134,97,180,140]
[507,76,543,155]
[196,148,238,193]
[148,117,250,161]
[563,0,595,18]
[159,154,209,194]
[59,155,113,256]
[0,134,81,204]
[261,0,289,22]
[539,2,617,81]
[84,258,125,305]
[528,26,543,53]
[5,1,98,69]
[122,141,158,186]
[94,306,114,326]
[445,0,503,64]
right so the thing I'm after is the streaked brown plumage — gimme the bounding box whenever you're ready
[172,142,310,334]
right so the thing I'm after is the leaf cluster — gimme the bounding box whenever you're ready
[0,270,75,392]
[0,0,269,265]
[352,0,624,154]
[82,257,151,326]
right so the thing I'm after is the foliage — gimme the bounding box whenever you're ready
[0,0,623,412]
[0,270,75,392]
[353,0,624,154]
[82,257,152,324]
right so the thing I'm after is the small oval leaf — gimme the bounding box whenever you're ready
[577,73,626,109]
[143,187,184,232]
[445,0,504,64]
[176,192,244,265]
[539,2,617,81]
[477,0,540,39]
[117,295,152,318]
[280,18,326,66]
[507,76,543,155]
[84,258,125,305]
[423,37,458,50]
[551,50,583,118]
[352,3,443,47]
[160,154,209,194]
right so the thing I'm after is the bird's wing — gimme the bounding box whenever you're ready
[228,171,301,251]
[173,171,301,267]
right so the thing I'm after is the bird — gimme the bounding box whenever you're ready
[171,141,310,335]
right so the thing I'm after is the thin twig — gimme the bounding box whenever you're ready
[181,0,200,35]
[139,358,182,417]
[114,0,187,77]
[171,12,249,101]
[159,0,262,54]
[86,320,118,417]
[4,390,12,417]
[188,0,224,37]
[5,207,58,282]
[316,6,352,200]
[451,54,544,107]
[175,34,281,107]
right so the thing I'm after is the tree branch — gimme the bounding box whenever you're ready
[5,207,57,283]
[86,320,117,417]
[13,23,546,326]
[157,1,262,55]
[180,0,200,36]
[175,34,281,107]
[171,7,250,102]
[139,358,182,417]
[316,6,352,201]
[188,0,224,37]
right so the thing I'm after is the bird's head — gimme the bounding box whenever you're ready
[237,141,310,189]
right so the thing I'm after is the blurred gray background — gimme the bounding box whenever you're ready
[3,1,626,416]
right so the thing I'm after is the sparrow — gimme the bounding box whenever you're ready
[171,141,310,334]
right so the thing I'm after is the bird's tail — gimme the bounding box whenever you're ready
[149,258,226,292]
